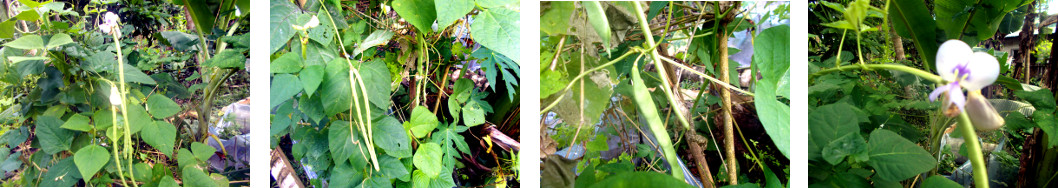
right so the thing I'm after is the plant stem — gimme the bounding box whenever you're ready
[655,56,754,96]
[110,105,129,187]
[632,1,693,131]
[957,111,990,188]
[810,63,942,84]
[539,50,636,114]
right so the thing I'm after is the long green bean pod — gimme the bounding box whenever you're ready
[630,60,685,181]
[110,30,137,187]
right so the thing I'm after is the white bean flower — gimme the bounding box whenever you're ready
[109,85,122,106]
[930,40,1004,130]
[292,16,320,31]
[100,12,120,36]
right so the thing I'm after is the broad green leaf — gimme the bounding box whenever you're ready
[156,31,200,52]
[178,0,216,38]
[181,166,219,187]
[147,94,181,118]
[125,103,150,134]
[821,133,866,165]
[867,130,936,181]
[270,52,303,74]
[352,30,395,57]
[190,142,216,161]
[588,171,694,188]
[15,10,38,21]
[74,145,109,179]
[203,50,247,68]
[462,100,485,127]
[36,115,75,154]
[308,10,336,45]
[753,25,791,158]
[7,56,48,63]
[392,0,437,33]
[45,33,73,48]
[93,109,114,131]
[541,2,575,36]
[0,21,15,39]
[374,116,412,158]
[3,35,44,49]
[540,69,569,98]
[329,120,363,165]
[331,160,366,188]
[1015,89,1056,114]
[472,8,520,64]
[408,106,439,138]
[121,64,158,85]
[921,175,963,188]
[934,0,1029,45]
[132,163,151,182]
[808,103,866,161]
[269,0,300,54]
[210,173,230,187]
[356,59,393,109]
[378,156,410,181]
[60,113,92,132]
[39,157,81,187]
[583,2,612,55]
[890,0,940,71]
[1033,112,1058,148]
[434,0,474,29]
[321,59,352,116]
[413,142,443,178]
[159,176,179,186]
[270,74,303,109]
[83,51,116,73]
[142,121,177,157]
[300,65,324,96]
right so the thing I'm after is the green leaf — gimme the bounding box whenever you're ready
[821,132,867,165]
[541,2,574,36]
[934,0,1029,45]
[190,142,216,161]
[159,176,179,186]
[413,142,443,178]
[920,175,963,187]
[588,171,695,188]
[472,7,520,64]
[462,100,485,127]
[39,157,81,187]
[7,56,48,64]
[378,155,410,181]
[356,59,393,109]
[331,160,366,188]
[0,21,15,39]
[374,116,412,158]
[121,64,158,85]
[60,113,92,132]
[156,31,200,52]
[270,52,303,74]
[3,35,44,49]
[203,50,247,68]
[890,0,940,71]
[434,0,473,29]
[36,115,74,155]
[308,10,336,45]
[142,121,177,157]
[867,130,936,181]
[45,33,73,48]
[125,104,151,134]
[300,65,325,96]
[181,166,219,187]
[179,0,217,38]
[329,120,362,165]
[321,59,352,116]
[1015,89,1056,114]
[269,0,300,54]
[73,145,109,179]
[147,94,181,119]
[392,0,437,33]
[808,103,867,161]
[408,106,439,138]
[541,69,569,98]
[753,25,791,158]
[430,124,470,168]
[352,30,395,57]
[270,74,303,109]
[15,10,38,21]
[583,2,612,55]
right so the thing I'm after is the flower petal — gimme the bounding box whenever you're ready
[936,40,972,81]
[961,52,999,91]
[948,86,966,112]
[929,83,955,102]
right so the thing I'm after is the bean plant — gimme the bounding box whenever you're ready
[0,0,250,187]
[540,1,789,187]
[807,0,1057,187]
[268,0,520,187]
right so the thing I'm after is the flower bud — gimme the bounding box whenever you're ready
[109,86,122,106]
[966,91,1004,132]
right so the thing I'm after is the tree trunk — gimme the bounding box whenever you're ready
[889,22,906,61]
[1019,1,1038,83]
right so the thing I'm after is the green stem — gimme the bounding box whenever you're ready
[836,29,846,68]
[810,64,942,84]
[957,111,989,188]
[632,1,693,131]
